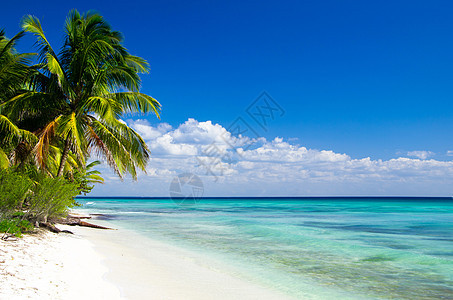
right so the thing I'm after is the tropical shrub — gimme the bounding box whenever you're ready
[0,167,81,225]
[0,168,33,218]
[0,218,34,237]
[25,177,80,223]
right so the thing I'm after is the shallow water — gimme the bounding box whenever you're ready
[77,197,453,299]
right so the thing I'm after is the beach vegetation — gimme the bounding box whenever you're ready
[0,168,33,217]
[0,218,34,237]
[25,176,80,223]
[0,167,79,235]
[70,161,105,195]
[0,10,159,235]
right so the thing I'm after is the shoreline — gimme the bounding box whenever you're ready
[1,217,294,300]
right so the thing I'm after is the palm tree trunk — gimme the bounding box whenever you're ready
[57,136,70,177]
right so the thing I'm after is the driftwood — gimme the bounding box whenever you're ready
[67,213,91,219]
[77,220,114,230]
[59,217,83,226]
[1,233,18,241]
[1,213,112,237]
[58,215,114,230]
[39,222,74,234]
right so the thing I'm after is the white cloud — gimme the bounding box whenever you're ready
[170,118,228,144]
[129,119,172,140]
[151,135,199,156]
[447,150,453,156]
[90,119,453,197]
[406,151,434,160]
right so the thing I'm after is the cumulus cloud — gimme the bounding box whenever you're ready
[91,118,453,196]
[406,151,434,160]
[129,119,172,140]
[447,150,453,157]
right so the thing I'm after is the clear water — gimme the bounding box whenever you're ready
[76,197,453,299]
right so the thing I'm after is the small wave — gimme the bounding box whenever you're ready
[108,211,156,215]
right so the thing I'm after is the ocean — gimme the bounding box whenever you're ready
[76,197,453,299]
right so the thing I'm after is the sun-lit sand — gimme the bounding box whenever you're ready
[0,226,122,299]
[0,220,293,300]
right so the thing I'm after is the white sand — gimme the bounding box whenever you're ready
[0,221,294,300]
[0,228,122,300]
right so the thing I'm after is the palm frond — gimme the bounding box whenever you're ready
[21,15,62,68]
[81,96,122,121]
[89,117,143,179]
[124,55,149,73]
[86,121,120,177]
[0,147,10,169]
[57,112,87,164]
[33,116,60,169]
[0,114,21,142]
[0,30,25,58]
[110,92,161,117]
[7,10,162,180]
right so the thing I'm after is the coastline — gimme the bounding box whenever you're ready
[1,217,294,300]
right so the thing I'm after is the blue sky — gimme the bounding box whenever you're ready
[2,1,453,196]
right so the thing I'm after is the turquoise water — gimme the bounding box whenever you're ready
[77,197,453,299]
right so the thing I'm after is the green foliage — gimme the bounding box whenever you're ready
[0,30,36,169]
[0,218,34,237]
[70,160,104,195]
[10,10,160,179]
[0,168,33,218]
[0,11,156,236]
[0,29,32,103]
[0,167,81,226]
[26,176,80,223]
[1,11,160,181]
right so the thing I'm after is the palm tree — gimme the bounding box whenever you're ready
[0,30,36,169]
[71,160,105,195]
[1,10,160,179]
[0,29,31,102]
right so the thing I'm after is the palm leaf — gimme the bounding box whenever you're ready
[0,148,10,168]
[0,114,21,142]
[57,112,87,165]
[111,92,161,116]
[33,116,60,169]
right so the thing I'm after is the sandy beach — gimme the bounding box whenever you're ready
[0,225,123,300]
[0,219,293,300]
